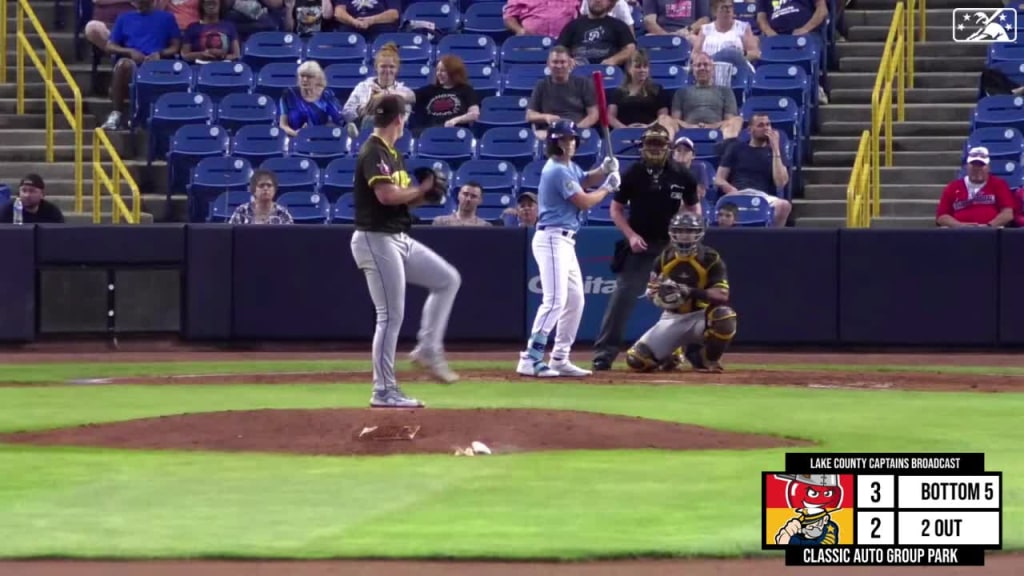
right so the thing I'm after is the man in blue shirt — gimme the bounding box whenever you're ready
[517,120,622,378]
[101,0,182,131]
[714,113,792,227]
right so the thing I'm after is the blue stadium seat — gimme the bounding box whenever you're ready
[519,158,545,192]
[242,31,303,72]
[964,127,1024,163]
[130,60,194,129]
[733,0,761,34]
[148,92,214,165]
[676,128,724,162]
[973,95,1024,133]
[332,192,357,223]
[276,190,332,224]
[303,32,368,66]
[740,95,802,151]
[348,125,413,156]
[471,191,518,221]
[290,125,348,169]
[476,95,530,133]
[650,62,689,92]
[988,42,1024,65]
[372,33,434,64]
[188,156,254,222]
[609,127,646,160]
[477,126,538,170]
[166,123,230,196]
[320,158,357,202]
[437,34,498,65]
[324,62,372,103]
[208,190,252,223]
[757,34,820,78]
[231,125,287,165]
[216,92,276,132]
[728,61,753,109]
[465,62,499,100]
[195,61,255,104]
[979,61,1024,100]
[500,35,555,65]
[715,194,773,227]
[572,64,622,94]
[415,126,476,169]
[455,159,519,196]
[412,199,457,223]
[575,127,602,169]
[586,194,615,225]
[751,64,811,109]
[978,159,1024,187]
[501,63,548,96]
[401,1,461,34]
[463,2,509,44]
[637,34,691,64]
[259,156,321,194]
[254,62,299,98]
[397,62,434,90]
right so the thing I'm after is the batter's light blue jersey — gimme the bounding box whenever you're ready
[536,159,586,231]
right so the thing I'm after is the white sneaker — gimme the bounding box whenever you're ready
[516,355,560,377]
[549,359,593,377]
[101,111,122,131]
[409,347,459,384]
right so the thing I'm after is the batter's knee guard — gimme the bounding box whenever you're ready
[703,305,737,362]
[626,342,660,372]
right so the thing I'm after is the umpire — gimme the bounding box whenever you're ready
[592,125,700,371]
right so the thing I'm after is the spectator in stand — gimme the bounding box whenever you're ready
[580,0,636,32]
[608,49,675,136]
[278,60,346,138]
[690,0,760,75]
[332,0,399,40]
[756,0,831,104]
[288,0,331,35]
[100,0,181,131]
[714,201,737,227]
[343,43,416,136]
[525,46,599,138]
[671,135,708,204]
[558,0,636,66]
[503,0,579,38]
[936,147,1014,229]
[84,0,137,53]
[412,55,481,135]
[643,0,708,38]
[670,51,743,143]
[714,113,792,227]
[502,191,540,227]
[229,170,294,224]
[222,0,287,40]
[181,0,240,63]
[0,174,65,224]
[1014,185,1024,228]
[433,183,493,227]
[158,0,201,32]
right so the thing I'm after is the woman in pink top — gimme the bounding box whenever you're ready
[502,0,580,38]
[690,0,760,75]
[159,0,201,30]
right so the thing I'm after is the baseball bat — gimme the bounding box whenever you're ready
[592,70,615,163]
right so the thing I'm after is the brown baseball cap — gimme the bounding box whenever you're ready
[372,94,405,128]
[19,173,44,190]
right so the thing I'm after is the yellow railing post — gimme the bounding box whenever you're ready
[45,51,54,163]
[1,0,7,83]
[15,1,24,115]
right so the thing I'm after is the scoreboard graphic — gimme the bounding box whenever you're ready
[762,453,1003,566]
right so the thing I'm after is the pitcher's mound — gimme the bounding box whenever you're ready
[0,409,810,456]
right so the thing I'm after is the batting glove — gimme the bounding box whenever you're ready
[601,156,620,175]
[604,171,622,191]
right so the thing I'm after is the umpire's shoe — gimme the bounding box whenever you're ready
[370,387,425,408]
[409,347,459,384]
[592,358,612,371]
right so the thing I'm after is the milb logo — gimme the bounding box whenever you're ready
[953,8,1017,42]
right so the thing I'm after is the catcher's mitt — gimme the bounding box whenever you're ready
[648,278,691,310]
[412,166,449,205]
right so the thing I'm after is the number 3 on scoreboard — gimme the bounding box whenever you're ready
[871,481,881,503]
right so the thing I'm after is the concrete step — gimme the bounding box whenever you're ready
[819,103,974,124]
[0,160,148,181]
[854,0,1002,9]
[840,56,984,73]
[812,149,965,167]
[819,121,971,137]
[811,136,968,153]
[793,216,847,228]
[794,198,939,219]
[63,211,157,224]
[2,3,76,28]
[837,42,989,60]
[804,184,948,201]
[0,97,111,116]
[0,145,102,162]
[0,128,130,148]
[846,26,967,43]
[0,81,82,100]
[869,216,939,229]
[801,165,957,186]
[0,113,100,130]
[829,87,982,105]
[830,72,981,91]
[845,9,979,28]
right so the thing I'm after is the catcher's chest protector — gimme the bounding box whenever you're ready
[658,249,720,313]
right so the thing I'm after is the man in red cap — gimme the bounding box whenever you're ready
[936,147,1014,228]
[0,174,66,224]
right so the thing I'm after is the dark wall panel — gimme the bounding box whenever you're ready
[36,224,186,265]
[999,230,1024,344]
[0,227,35,341]
[184,225,234,340]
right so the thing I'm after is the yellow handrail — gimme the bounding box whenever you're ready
[7,0,84,212]
[846,0,924,227]
[93,128,141,224]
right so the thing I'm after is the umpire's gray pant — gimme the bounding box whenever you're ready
[350,230,461,392]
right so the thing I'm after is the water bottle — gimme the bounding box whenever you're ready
[12,198,23,225]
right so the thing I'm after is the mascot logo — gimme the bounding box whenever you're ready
[763,473,854,547]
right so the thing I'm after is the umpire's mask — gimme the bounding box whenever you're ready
[640,125,671,168]
[669,211,704,256]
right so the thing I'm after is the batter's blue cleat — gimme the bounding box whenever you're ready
[370,388,425,408]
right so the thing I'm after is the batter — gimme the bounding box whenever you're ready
[626,212,738,373]
[517,120,621,377]
[349,95,462,408]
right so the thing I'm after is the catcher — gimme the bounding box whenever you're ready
[625,211,738,373]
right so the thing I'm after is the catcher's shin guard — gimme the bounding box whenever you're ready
[703,305,737,363]
[659,347,685,371]
[626,342,660,372]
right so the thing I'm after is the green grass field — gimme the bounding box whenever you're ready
[0,360,1019,560]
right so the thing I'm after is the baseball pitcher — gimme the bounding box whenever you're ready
[625,211,738,373]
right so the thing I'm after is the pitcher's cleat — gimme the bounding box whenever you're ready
[409,347,459,384]
[370,388,425,408]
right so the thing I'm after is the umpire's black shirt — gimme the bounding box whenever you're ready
[615,160,699,243]
[353,134,413,234]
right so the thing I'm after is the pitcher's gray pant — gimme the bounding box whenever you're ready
[350,230,461,392]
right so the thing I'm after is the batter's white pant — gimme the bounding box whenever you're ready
[350,230,461,392]
[528,228,585,361]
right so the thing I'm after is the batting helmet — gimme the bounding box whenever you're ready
[546,120,579,158]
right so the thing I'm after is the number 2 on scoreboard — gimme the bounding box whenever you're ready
[871,517,881,538]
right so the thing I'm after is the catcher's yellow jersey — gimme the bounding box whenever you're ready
[652,245,730,313]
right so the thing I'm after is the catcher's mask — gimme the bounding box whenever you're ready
[640,125,671,168]
[669,211,704,256]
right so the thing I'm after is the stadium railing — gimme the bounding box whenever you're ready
[93,128,141,223]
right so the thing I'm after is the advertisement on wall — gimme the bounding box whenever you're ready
[524,228,664,343]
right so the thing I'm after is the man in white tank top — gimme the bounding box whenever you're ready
[689,0,760,75]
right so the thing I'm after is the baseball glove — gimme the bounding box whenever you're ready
[412,166,449,205]
[648,278,691,310]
